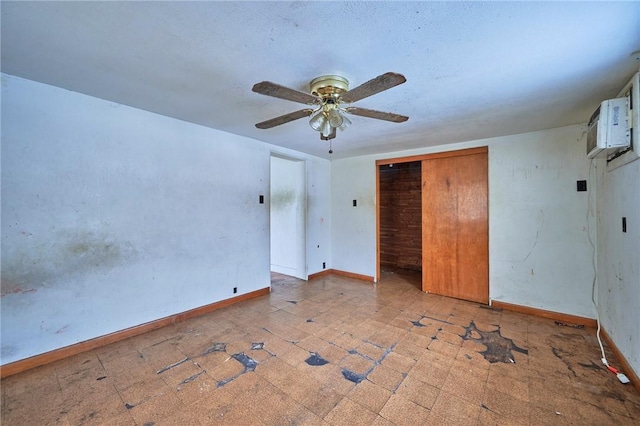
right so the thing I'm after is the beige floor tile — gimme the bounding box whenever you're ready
[380,351,416,373]
[207,356,246,384]
[172,370,218,405]
[60,374,120,409]
[355,340,387,360]
[425,411,477,426]
[379,393,431,425]
[395,375,440,410]
[64,390,129,426]
[127,386,186,425]
[296,334,330,353]
[478,406,527,425]
[299,384,344,418]
[279,342,315,367]
[410,359,451,389]
[186,386,234,420]
[441,370,486,406]
[3,387,68,425]
[366,365,405,392]
[428,337,461,359]
[392,339,427,360]
[430,390,481,425]
[324,397,378,426]
[486,365,529,402]
[157,358,206,388]
[255,356,298,388]
[482,387,530,424]
[346,379,392,413]
[339,354,375,376]
[371,415,395,426]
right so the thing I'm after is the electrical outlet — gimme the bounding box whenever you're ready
[577,180,587,192]
[622,217,627,233]
[233,287,238,294]
[353,200,357,207]
[259,195,264,204]
[322,262,326,269]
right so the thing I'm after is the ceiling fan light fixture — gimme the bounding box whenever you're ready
[309,111,327,131]
[327,108,344,128]
[338,113,351,131]
[320,119,332,137]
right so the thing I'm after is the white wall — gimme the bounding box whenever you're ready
[489,126,595,318]
[0,74,331,365]
[332,125,596,318]
[331,156,378,277]
[596,155,640,378]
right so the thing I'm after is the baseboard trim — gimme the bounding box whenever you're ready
[0,287,270,378]
[308,269,375,283]
[332,269,375,282]
[601,328,640,395]
[490,300,597,328]
[308,269,333,280]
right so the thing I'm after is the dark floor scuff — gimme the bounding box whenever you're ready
[156,357,189,374]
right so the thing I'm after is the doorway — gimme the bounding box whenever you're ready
[376,147,489,303]
[378,161,422,286]
[270,154,306,280]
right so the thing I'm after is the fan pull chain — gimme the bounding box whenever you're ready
[329,139,333,154]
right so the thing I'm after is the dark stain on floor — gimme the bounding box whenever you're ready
[202,342,226,355]
[462,321,528,363]
[179,371,205,385]
[232,352,258,372]
[578,360,602,371]
[156,357,189,374]
[342,369,366,383]
[305,353,329,366]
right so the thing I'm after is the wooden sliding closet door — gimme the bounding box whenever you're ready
[421,148,488,303]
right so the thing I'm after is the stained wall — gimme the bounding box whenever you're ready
[0,74,331,364]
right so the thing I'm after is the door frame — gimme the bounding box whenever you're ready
[270,153,307,280]
[375,146,488,288]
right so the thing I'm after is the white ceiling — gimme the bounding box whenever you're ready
[2,1,639,159]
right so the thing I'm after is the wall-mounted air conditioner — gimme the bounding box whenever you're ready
[586,97,631,159]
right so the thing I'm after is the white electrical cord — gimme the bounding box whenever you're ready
[586,158,608,364]
[588,158,630,384]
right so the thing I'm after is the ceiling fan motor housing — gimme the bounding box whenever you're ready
[310,75,349,99]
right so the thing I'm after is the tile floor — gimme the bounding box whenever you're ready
[2,270,639,425]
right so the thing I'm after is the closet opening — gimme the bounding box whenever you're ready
[378,161,422,287]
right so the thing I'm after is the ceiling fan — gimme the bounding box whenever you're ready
[252,72,408,153]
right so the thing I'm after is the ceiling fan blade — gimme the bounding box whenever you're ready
[345,107,408,123]
[255,109,314,129]
[252,81,318,105]
[341,72,406,104]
